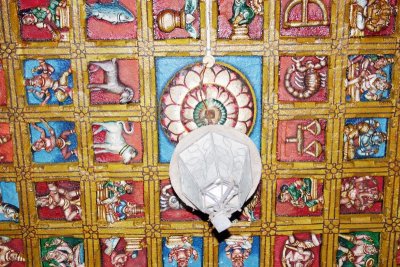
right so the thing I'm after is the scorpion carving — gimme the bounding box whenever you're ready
[284,56,327,99]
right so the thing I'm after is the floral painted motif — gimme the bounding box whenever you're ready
[160,62,255,143]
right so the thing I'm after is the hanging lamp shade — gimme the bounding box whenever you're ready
[169,125,261,232]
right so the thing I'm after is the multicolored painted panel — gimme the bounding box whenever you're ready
[1,0,399,266]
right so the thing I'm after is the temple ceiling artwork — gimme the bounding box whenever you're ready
[0,0,400,266]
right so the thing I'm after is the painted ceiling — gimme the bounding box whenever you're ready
[0,0,399,266]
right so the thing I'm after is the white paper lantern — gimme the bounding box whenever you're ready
[169,125,261,232]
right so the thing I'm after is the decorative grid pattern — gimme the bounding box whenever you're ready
[0,0,399,266]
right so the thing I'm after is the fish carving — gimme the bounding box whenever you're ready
[86,0,135,24]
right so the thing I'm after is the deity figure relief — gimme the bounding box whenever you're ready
[101,237,146,267]
[0,183,19,223]
[277,178,324,216]
[97,181,144,224]
[280,233,321,267]
[343,118,388,161]
[19,0,70,41]
[35,182,81,221]
[41,238,85,267]
[218,0,263,40]
[0,123,13,164]
[340,176,383,214]
[346,55,394,102]
[0,237,25,267]
[396,238,400,265]
[30,119,78,163]
[337,232,379,267]
[349,0,397,37]
[219,235,260,267]
[240,190,260,222]
[164,236,200,267]
[224,236,253,267]
[24,59,73,106]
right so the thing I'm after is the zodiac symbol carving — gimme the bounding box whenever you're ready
[285,120,323,158]
[284,56,327,99]
[283,0,329,28]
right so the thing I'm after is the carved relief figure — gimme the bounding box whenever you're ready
[219,236,260,267]
[218,0,263,40]
[167,236,198,267]
[349,0,397,37]
[40,237,85,267]
[162,236,203,267]
[35,181,81,221]
[88,59,134,104]
[86,0,137,40]
[336,232,380,267]
[30,119,78,163]
[340,176,383,214]
[240,190,260,222]
[346,55,394,102]
[277,119,326,162]
[277,178,324,217]
[154,0,200,39]
[96,181,144,224]
[0,237,25,267]
[0,182,19,223]
[18,0,70,41]
[282,57,327,100]
[280,233,321,267]
[343,118,388,160]
[0,123,13,164]
[101,237,147,267]
[24,59,73,106]
[280,0,331,37]
[92,121,142,164]
[160,181,201,221]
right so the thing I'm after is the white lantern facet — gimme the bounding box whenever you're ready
[170,125,261,232]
